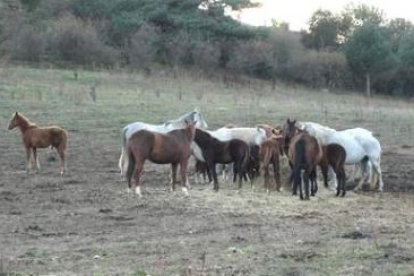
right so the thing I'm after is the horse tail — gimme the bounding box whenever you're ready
[126,148,136,186]
[292,139,306,190]
[240,143,250,184]
[119,127,129,178]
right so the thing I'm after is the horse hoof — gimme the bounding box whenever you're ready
[182,187,190,196]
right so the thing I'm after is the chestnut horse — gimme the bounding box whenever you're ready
[8,112,68,175]
[126,121,196,197]
[319,144,347,197]
[193,129,250,191]
[284,119,322,200]
[259,131,285,193]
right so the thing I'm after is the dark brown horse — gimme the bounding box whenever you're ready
[283,119,322,200]
[259,132,285,193]
[126,121,196,197]
[193,129,250,191]
[8,112,68,175]
[320,144,347,197]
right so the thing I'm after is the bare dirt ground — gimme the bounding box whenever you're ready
[1,131,414,275]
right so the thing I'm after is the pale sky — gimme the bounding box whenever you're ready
[237,0,414,30]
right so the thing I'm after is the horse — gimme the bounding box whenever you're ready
[8,112,68,175]
[119,108,208,179]
[298,121,383,191]
[193,129,250,191]
[284,119,322,200]
[319,144,347,197]
[210,126,268,182]
[125,121,197,197]
[194,160,209,184]
[259,132,285,193]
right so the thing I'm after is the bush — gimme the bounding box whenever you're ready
[287,50,350,88]
[227,40,274,79]
[52,14,118,66]
[192,41,220,70]
[7,24,46,61]
[127,24,161,69]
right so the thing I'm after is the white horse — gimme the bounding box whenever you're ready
[298,121,383,191]
[119,108,208,179]
[207,127,267,145]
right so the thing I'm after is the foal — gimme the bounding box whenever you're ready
[259,131,285,193]
[193,129,250,191]
[8,112,68,175]
[126,121,196,197]
[284,119,322,200]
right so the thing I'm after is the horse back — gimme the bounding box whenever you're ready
[25,126,67,148]
[288,133,322,166]
[129,130,192,164]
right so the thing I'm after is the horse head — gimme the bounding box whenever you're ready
[8,112,19,130]
[184,120,197,141]
[192,108,208,129]
[283,118,298,141]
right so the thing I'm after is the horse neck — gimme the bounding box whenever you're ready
[16,117,35,133]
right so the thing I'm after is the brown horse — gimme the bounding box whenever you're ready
[259,131,285,193]
[126,121,196,197]
[8,112,68,175]
[283,119,322,200]
[193,129,250,191]
[319,144,347,197]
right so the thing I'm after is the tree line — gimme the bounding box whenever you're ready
[1,0,414,97]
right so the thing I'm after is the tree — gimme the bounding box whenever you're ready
[302,9,341,50]
[344,23,394,96]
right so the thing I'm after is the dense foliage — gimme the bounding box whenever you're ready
[1,0,414,96]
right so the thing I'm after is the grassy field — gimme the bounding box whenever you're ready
[0,66,414,275]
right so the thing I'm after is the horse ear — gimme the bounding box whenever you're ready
[287,118,291,123]
[292,119,297,124]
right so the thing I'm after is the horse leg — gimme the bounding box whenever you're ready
[264,164,270,194]
[339,169,346,197]
[370,158,384,192]
[25,147,33,173]
[273,159,281,192]
[303,171,310,200]
[57,144,66,176]
[170,163,178,191]
[327,165,337,190]
[134,159,145,197]
[179,160,190,196]
[210,161,219,191]
[310,169,317,196]
[33,147,40,173]
[354,159,369,191]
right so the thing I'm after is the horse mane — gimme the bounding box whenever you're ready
[16,113,37,128]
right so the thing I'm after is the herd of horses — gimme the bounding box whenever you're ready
[7,109,383,200]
